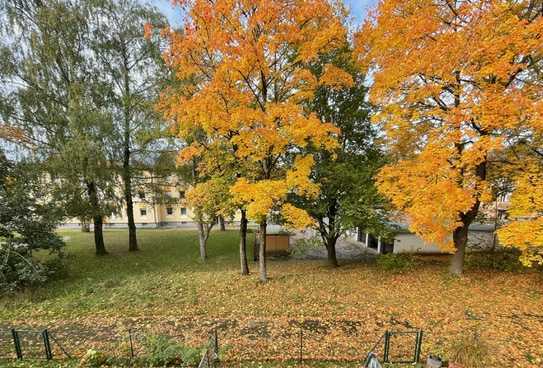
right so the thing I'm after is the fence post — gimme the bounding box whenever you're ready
[414,329,423,363]
[299,325,303,365]
[11,329,22,360]
[213,329,219,362]
[128,329,135,359]
[42,329,53,360]
[383,331,391,363]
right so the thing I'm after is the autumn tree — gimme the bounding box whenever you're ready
[160,0,350,281]
[185,135,254,274]
[357,0,543,274]
[89,0,169,252]
[293,45,390,267]
[186,177,234,261]
[497,138,543,267]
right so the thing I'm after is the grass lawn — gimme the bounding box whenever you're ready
[0,229,542,367]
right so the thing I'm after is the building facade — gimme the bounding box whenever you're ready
[353,223,497,254]
[62,183,201,228]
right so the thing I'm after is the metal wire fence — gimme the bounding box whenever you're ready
[0,319,423,366]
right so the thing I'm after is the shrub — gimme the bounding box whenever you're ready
[0,240,48,294]
[144,335,201,367]
[448,330,490,368]
[290,235,322,256]
[0,152,65,292]
[376,253,415,272]
[44,254,71,280]
[78,349,109,367]
[465,249,524,272]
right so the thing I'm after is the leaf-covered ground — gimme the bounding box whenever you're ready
[0,229,542,367]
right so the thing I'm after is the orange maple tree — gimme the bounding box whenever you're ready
[158,0,351,281]
[161,0,347,281]
[356,0,543,274]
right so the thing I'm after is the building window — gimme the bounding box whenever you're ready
[179,191,185,199]
[138,191,145,200]
[140,208,147,217]
[166,207,173,215]
[180,208,187,216]
[367,234,378,250]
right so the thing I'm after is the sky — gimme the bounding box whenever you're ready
[147,0,377,26]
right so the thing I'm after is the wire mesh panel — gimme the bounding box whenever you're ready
[211,318,401,365]
[198,331,219,368]
[383,329,423,364]
[13,329,47,360]
[0,328,14,360]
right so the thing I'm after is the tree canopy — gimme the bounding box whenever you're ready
[356,0,543,274]
[159,0,353,281]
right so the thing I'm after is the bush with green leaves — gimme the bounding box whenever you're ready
[290,235,323,256]
[144,335,202,367]
[0,151,64,292]
[465,249,525,272]
[0,240,48,293]
[376,253,416,272]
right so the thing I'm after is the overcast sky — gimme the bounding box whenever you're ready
[146,0,376,26]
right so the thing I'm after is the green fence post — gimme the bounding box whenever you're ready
[383,331,390,363]
[42,329,53,360]
[128,329,135,359]
[299,326,303,365]
[414,329,423,363]
[213,329,219,360]
[11,329,22,360]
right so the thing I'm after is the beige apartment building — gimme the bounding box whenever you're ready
[62,178,204,228]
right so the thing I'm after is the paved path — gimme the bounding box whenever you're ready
[289,230,377,261]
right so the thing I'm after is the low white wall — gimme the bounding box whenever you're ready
[393,234,441,254]
[393,231,496,254]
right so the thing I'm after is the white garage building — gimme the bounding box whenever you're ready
[354,223,497,254]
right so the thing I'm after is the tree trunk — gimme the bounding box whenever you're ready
[197,221,207,261]
[450,224,469,275]
[87,181,107,255]
[318,201,340,267]
[219,215,226,231]
[449,160,486,275]
[93,214,107,256]
[123,159,138,252]
[239,209,249,275]
[325,237,339,267]
[258,220,267,282]
[121,47,138,252]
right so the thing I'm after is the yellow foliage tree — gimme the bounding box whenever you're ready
[159,0,350,281]
[498,148,543,266]
[186,177,234,261]
[357,0,543,274]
